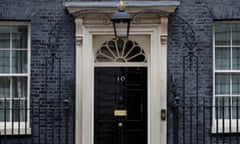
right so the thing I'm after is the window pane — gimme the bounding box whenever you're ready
[0,50,10,73]
[215,47,230,70]
[12,51,27,73]
[0,101,10,121]
[0,77,10,98]
[0,24,29,124]
[232,24,240,45]
[215,24,231,45]
[215,74,230,95]
[233,47,240,69]
[13,100,26,122]
[12,77,27,98]
[215,97,230,119]
[0,26,10,49]
[232,74,240,95]
[12,26,28,49]
[232,97,240,119]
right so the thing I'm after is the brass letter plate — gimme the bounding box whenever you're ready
[114,110,127,116]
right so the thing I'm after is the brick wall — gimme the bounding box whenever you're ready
[1,0,240,143]
[0,0,75,143]
[167,0,240,143]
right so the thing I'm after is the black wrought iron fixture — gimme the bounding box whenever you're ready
[111,0,132,39]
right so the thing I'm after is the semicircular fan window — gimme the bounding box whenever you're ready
[95,39,147,63]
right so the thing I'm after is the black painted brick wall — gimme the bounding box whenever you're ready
[0,0,75,143]
[167,0,240,144]
[1,0,240,143]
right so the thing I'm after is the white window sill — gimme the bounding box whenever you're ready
[0,128,31,135]
[0,122,31,135]
[212,120,240,133]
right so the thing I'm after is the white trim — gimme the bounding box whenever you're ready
[0,127,31,135]
[27,22,31,134]
[212,120,240,133]
[75,16,168,144]
[95,62,148,67]
[0,22,30,26]
[64,1,180,14]
[0,74,29,76]
[64,1,180,8]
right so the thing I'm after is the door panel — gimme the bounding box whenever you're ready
[94,67,147,144]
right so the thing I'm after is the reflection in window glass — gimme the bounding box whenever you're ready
[232,47,240,70]
[0,77,10,98]
[0,51,10,73]
[12,51,28,73]
[215,97,230,119]
[0,26,10,49]
[215,74,230,95]
[12,26,28,49]
[0,101,10,121]
[232,24,240,45]
[232,74,240,95]
[215,24,231,45]
[215,47,230,70]
[232,97,240,119]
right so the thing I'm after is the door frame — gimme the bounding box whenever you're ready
[75,17,168,144]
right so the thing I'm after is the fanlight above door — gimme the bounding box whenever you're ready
[95,39,147,63]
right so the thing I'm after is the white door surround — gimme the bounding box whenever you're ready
[64,1,179,144]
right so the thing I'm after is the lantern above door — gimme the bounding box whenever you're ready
[111,0,132,39]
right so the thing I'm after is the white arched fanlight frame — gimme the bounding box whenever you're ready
[95,39,147,63]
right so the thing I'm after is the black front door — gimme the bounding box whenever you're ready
[94,67,147,144]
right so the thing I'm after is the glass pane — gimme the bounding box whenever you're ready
[0,50,10,73]
[0,77,10,98]
[232,47,240,69]
[215,24,231,45]
[232,97,240,119]
[215,47,230,70]
[232,24,240,45]
[232,74,240,95]
[114,22,128,38]
[108,41,117,55]
[215,97,230,119]
[13,100,26,122]
[0,26,10,49]
[0,101,10,121]
[215,74,230,95]
[12,51,28,73]
[12,26,28,49]
[12,77,27,98]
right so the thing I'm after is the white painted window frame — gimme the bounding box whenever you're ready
[212,21,240,133]
[0,22,31,135]
[75,16,168,144]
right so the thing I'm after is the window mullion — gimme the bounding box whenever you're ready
[231,25,233,71]
[9,26,12,123]
[230,25,233,120]
[213,24,217,120]
[10,26,12,74]
[230,74,232,120]
[10,77,12,123]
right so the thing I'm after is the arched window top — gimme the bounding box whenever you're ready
[95,39,147,63]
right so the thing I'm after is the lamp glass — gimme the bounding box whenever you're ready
[113,21,130,39]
